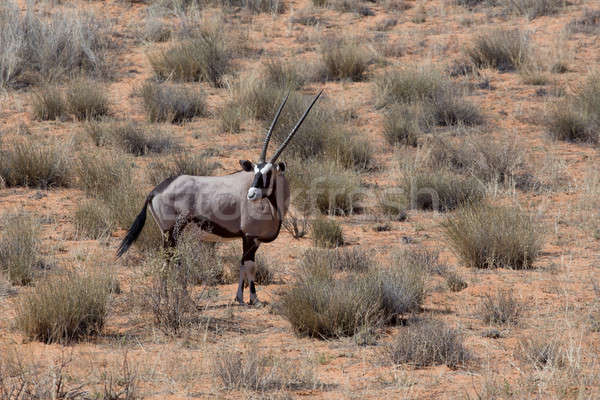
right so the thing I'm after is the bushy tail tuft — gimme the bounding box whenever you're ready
[116,197,150,258]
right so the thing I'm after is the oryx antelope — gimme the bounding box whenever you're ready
[116,90,323,305]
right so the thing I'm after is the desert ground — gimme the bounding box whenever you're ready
[0,0,599,398]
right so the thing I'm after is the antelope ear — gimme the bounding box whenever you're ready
[276,161,286,172]
[239,160,253,171]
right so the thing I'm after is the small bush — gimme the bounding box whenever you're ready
[263,59,305,90]
[16,271,111,343]
[479,290,523,326]
[213,350,316,392]
[466,29,530,71]
[145,251,205,335]
[442,203,544,269]
[66,79,111,120]
[300,247,371,272]
[547,72,600,144]
[31,86,66,121]
[378,188,408,220]
[375,66,447,108]
[0,140,72,188]
[174,230,225,286]
[505,0,563,19]
[383,105,421,146]
[74,200,114,239]
[112,121,176,156]
[402,170,484,211]
[0,213,41,285]
[316,39,371,81]
[312,218,344,248]
[445,271,468,292]
[567,9,600,34]
[147,153,218,185]
[278,268,383,338]
[288,160,362,215]
[518,338,565,369]
[387,319,469,368]
[148,29,231,86]
[219,102,242,134]
[76,151,132,199]
[326,129,374,171]
[140,81,207,123]
[0,2,114,88]
[376,248,429,318]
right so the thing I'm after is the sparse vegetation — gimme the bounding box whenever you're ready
[505,0,563,19]
[213,349,316,392]
[66,79,111,120]
[76,151,132,199]
[383,104,421,146]
[0,213,42,286]
[16,271,111,343]
[31,86,67,121]
[148,28,231,86]
[312,218,344,248]
[0,140,72,188]
[173,229,225,286]
[110,121,177,156]
[387,319,469,368]
[147,152,218,185]
[300,247,371,272]
[74,200,115,240]
[479,290,524,326]
[466,29,530,71]
[0,2,114,88]
[402,170,484,211]
[316,38,371,81]
[567,8,600,34]
[547,71,600,144]
[140,81,207,123]
[445,271,468,292]
[442,203,544,269]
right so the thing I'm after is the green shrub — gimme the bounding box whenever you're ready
[74,200,114,239]
[478,290,524,326]
[442,203,544,269]
[466,29,530,71]
[0,213,41,285]
[66,78,111,120]
[387,319,470,368]
[402,170,484,211]
[16,271,111,343]
[140,81,207,123]
[0,140,72,188]
[312,218,344,248]
[31,86,66,120]
[148,29,231,86]
[147,153,218,185]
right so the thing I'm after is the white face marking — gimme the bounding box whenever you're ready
[259,163,272,175]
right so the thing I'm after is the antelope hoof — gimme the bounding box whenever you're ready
[248,299,264,307]
[234,295,244,305]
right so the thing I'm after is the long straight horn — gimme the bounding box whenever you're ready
[259,91,290,163]
[269,90,323,163]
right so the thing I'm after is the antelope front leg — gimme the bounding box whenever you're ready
[235,263,246,304]
[246,261,261,306]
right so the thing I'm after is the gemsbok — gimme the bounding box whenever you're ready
[116,90,323,305]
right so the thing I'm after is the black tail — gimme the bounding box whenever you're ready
[116,196,150,258]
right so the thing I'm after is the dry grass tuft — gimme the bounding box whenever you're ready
[148,28,231,86]
[387,319,470,368]
[16,271,111,343]
[478,290,524,326]
[567,8,600,34]
[300,247,372,272]
[311,218,344,248]
[31,86,67,121]
[147,153,218,185]
[0,2,114,88]
[66,78,111,120]
[0,139,72,189]
[466,29,530,71]
[213,349,317,392]
[316,37,371,81]
[74,200,115,240]
[0,213,42,286]
[140,81,207,123]
[442,203,544,269]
